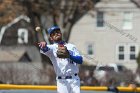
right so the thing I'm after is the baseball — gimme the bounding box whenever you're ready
[35,26,41,32]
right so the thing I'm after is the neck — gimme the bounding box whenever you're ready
[54,41,65,44]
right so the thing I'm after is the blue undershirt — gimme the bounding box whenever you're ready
[40,46,49,52]
[69,54,83,64]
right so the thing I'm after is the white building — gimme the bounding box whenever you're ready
[69,0,140,71]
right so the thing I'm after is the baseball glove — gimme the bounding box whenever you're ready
[57,45,70,58]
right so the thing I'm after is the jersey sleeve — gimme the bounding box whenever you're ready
[40,45,53,56]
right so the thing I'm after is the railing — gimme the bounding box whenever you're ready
[0,84,139,92]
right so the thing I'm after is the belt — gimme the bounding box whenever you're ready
[58,73,77,79]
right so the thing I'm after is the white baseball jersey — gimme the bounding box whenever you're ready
[40,43,81,76]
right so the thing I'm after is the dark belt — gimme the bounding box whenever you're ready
[58,73,77,79]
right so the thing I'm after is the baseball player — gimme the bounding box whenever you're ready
[38,26,83,93]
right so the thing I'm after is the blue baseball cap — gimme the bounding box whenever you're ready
[47,26,60,35]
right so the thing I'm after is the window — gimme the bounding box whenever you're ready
[18,28,28,44]
[123,12,133,30]
[97,11,104,27]
[87,43,93,55]
[116,44,139,61]
[118,46,125,60]
[130,46,136,60]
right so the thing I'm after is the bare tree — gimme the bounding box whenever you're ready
[0,0,96,43]
[21,0,95,42]
[0,0,26,25]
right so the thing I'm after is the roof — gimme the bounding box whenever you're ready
[0,49,26,62]
[0,46,41,62]
[95,0,138,11]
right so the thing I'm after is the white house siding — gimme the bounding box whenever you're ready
[69,0,140,71]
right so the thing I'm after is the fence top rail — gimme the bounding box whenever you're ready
[0,84,139,92]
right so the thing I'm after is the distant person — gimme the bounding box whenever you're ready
[128,83,137,90]
[0,80,3,84]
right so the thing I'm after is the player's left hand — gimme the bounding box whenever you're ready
[57,45,70,58]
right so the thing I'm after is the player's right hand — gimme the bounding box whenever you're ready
[38,42,47,48]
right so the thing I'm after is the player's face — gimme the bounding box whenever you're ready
[50,30,62,42]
